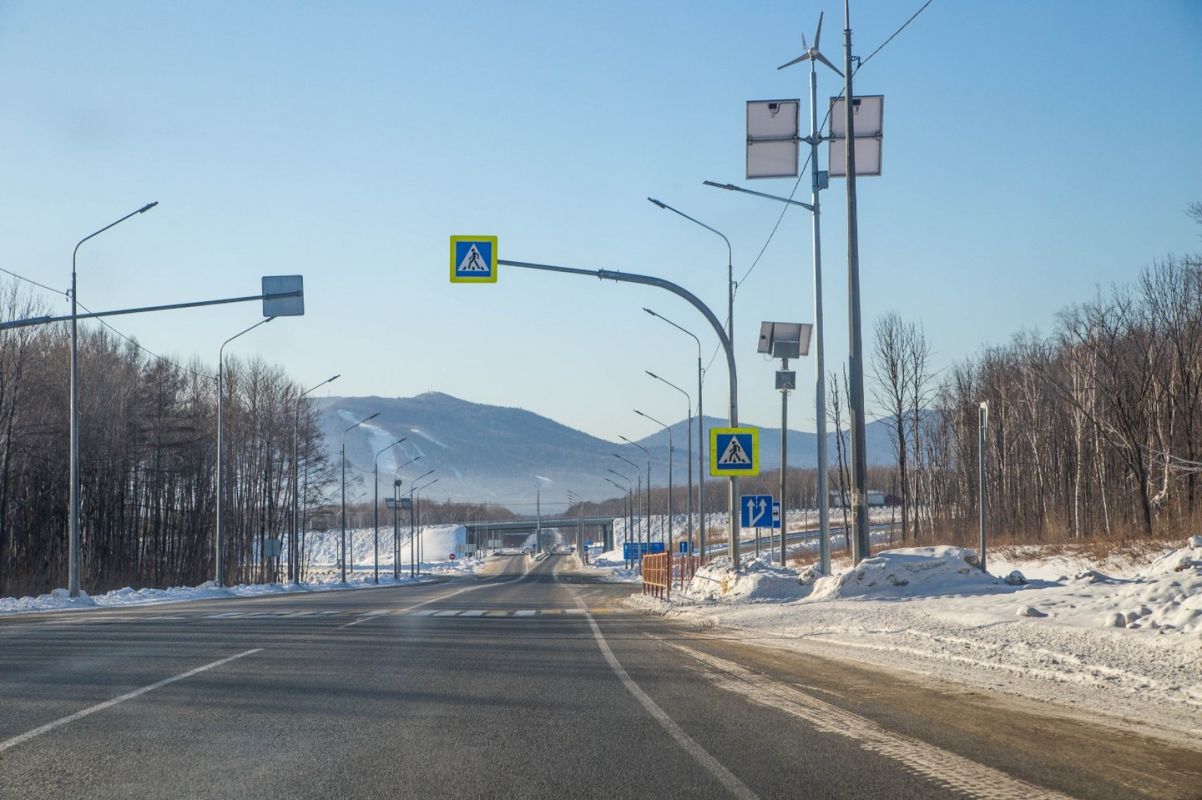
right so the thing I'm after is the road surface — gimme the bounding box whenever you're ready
[2,555,1198,799]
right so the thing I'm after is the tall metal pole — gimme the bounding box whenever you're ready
[536,485,542,553]
[979,402,988,573]
[646,370,692,551]
[501,258,740,569]
[68,202,157,597]
[216,317,274,587]
[843,0,871,564]
[393,480,401,579]
[340,412,380,583]
[635,409,674,553]
[809,56,833,575]
[293,375,339,584]
[780,358,789,566]
[373,438,405,585]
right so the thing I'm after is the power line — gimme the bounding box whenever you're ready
[0,264,214,380]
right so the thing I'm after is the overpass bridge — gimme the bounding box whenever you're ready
[464,517,615,552]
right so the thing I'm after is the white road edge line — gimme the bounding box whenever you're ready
[662,641,1079,800]
[553,561,758,800]
[0,648,262,755]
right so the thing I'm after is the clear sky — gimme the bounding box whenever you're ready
[2,1,1200,442]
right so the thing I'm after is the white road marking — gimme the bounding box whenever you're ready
[0,648,262,755]
[552,563,758,800]
[513,610,537,617]
[459,610,487,617]
[433,610,462,617]
[663,641,1078,800]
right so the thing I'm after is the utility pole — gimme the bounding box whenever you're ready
[979,402,988,573]
[780,358,789,566]
[843,0,871,564]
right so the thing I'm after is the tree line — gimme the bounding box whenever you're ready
[871,204,1202,545]
[0,284,331,597]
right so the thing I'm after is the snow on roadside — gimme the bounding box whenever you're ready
[625,537,1202,739]
[0,523,489,617]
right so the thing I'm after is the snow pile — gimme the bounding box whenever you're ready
[808,546,996,601]
[304,524,466,567]
[681,556,809,603]
[624,538,1202,738]
[1056,538,1202,634]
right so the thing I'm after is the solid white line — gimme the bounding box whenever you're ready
[554,563,758,800]
[0,648,262,755]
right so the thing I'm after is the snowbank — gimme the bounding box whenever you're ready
[629,538,1202,739]
[680,556,810,603]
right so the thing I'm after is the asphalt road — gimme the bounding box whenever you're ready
[1,555,1199,799]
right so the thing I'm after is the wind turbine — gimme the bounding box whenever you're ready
[777,11,842,76]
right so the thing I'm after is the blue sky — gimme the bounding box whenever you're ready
[2,1,1200,442]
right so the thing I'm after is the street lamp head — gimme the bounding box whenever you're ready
[645,370,658,380]
[647,197,667,210]
[138,201,159,214]
[702,180,738,192]
[329,374,341,382]
[364,412,380,423]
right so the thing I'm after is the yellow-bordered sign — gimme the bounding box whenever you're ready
[709,427,759,476]
[449,235,498,283]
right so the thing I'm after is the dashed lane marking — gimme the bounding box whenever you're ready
[0,649,262,755]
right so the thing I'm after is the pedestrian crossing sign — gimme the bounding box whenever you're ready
[710,427,759,476]
[450,235,498,283]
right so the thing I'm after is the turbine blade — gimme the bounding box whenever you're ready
[815,11,824,50]
[802,32,809,52]
[778,52,813,70]
[816,51,843,76]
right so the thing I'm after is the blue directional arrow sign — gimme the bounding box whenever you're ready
[740,494,773,528]
[449,235,498,283]
[772,501,781,529]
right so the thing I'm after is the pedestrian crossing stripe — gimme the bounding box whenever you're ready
[710,427,760,476]
[449,235,498,283]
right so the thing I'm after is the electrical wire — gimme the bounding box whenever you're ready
[0,264,214,380]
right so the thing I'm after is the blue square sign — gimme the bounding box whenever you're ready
[449,235,497,283]
[740,494,774,528]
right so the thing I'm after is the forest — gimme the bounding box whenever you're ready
[0,284,330,597]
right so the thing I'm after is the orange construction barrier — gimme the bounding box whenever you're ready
[642,552,671,599]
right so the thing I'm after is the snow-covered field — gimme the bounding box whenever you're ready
[0,524,481,616]
[624,536,1202,742]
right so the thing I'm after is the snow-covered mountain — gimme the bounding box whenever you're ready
[317,392,901,510]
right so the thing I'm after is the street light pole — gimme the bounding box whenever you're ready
[392,479,402,579]
[842,0,871,565]
[618,436,652,551]
[373,438,406,584]
[216,316,274,587]
[646,198,734,361]
[393,455,422,577]
[634,409,674,554]
[413,476,439,570]
[644,309,705,560]
[292,374,339,584]
[409,469,435,577]
[69,201,157,597]
[341,412,380,583]
[646,371,692,553]
[495,257,741,569]
[607,467,635,549]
